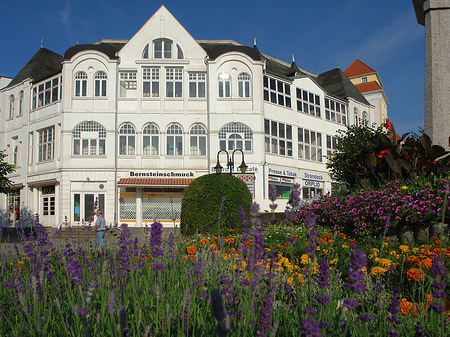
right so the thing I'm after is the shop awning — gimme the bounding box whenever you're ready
[118,178,194,188]
[9,184,24,189]
[28,180,58,187]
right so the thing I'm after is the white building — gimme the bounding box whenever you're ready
[0,6,381,228]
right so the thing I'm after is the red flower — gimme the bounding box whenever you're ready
[384,119,394,131]
[378,149,390,158]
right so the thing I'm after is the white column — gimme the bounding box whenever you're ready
[136,188,142,227]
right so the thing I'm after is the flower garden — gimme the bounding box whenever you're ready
[1,178,450,336]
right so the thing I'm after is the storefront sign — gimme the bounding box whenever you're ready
[129,171,195,177]
[304,180,323,188]
[268,176,280,182]
[281,177,294,184]
[209,166,258,173]
[302,171,324,181]
[268,167,297,177]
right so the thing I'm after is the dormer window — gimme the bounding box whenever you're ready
[361,76,368,83]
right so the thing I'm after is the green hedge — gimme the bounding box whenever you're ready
[180,174,252,235]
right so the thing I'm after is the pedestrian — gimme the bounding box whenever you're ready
[92,209,106,250]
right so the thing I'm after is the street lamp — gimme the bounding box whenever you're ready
[214,149,248,175]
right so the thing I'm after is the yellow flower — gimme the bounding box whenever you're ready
[329,258,338,265]
[287,272,304,285]
[398,245,410,253]
[341,244,350,249]
[300,254,312,265]
[369,248,379,258]
[401,186,408,190]
[378,258,392,267]
[371,266,388,277]
[362,266,367,273]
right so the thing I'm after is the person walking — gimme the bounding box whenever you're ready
[92,209,106,250]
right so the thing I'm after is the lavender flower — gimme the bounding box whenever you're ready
[346,250,367,293]
[108,291,116,313]
[258,294,275,337]
[430,257,447,313]
[301,317,322,337]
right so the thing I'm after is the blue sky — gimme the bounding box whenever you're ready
[1,0,424,135]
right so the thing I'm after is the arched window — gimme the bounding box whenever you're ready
[354,107,359,126]
[362,111,369,122]
[142,44,149,59]
[74,71,87,97]
[142,123,159,155]
[238,73,251,98]
[9,95,14,119]
[177,44,184,59]
[219,122,253,152]
[13,146,19,167]
[94,71,107,97]
[190,124,207,156]
[119,123,136,155]
[166,124,183,156]
[153,39,172,59]
[218,72,231,98]
[18,91,23,116]
[72,121,107,156]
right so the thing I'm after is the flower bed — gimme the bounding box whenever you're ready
[297,180,450,238]
[1,203,450,336]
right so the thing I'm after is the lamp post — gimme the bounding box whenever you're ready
[214,149,248,175]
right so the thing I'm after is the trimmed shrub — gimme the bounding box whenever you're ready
[180,174,252,235]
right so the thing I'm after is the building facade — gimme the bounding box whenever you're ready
[0,6,383,228]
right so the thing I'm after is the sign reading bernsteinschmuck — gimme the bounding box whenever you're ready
[129,171,195,177]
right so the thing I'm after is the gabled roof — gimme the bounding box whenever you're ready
[355,81,382,93]
[64,41,125,60]
[316,68,371,105]
[344,59,376,78]
[7,48,63,88]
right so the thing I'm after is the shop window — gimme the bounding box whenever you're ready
[73,193,105,223]
[268,176,294,199]
[72,121,106,156]
[219,122,252,152]
[119,123,136,155]
[302,187,323,200]
[8,190,21,223]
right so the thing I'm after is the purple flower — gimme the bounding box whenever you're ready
[108,291,116,313]
[343,298,358,310]
[317,257,330,289]
[430,258,447,313]
[258,294,275,335]
[210,288,229,337]
[346,250,367,293]
[301,317,322,337]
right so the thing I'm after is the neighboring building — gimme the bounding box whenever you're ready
[0,6,381,228]
[413,0,450,150]
[344,59,388,126]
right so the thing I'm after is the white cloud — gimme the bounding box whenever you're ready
[58,1,72,33]
[345,10,423,66]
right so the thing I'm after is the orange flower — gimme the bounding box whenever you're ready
[400,298,414,316]
[245,239,252,246]
[433,237,441,246]
[407,268,424,281]
[229,229,235,233]
[378,149,390,158]
[419,257,432,269]
[407,255,420,265]
[323,233,332,240]
[199,238,209,245]
[189,254,195,261]
[210,244,218,250]
[347,238,356,244]
[212,237,219,242]
[338,233,346,238]
[187,245,196,255]
[318,238,326,244]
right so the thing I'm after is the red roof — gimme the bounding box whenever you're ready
[344,59,376,78]
[355,81,382,93]
[118,178,194,187]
